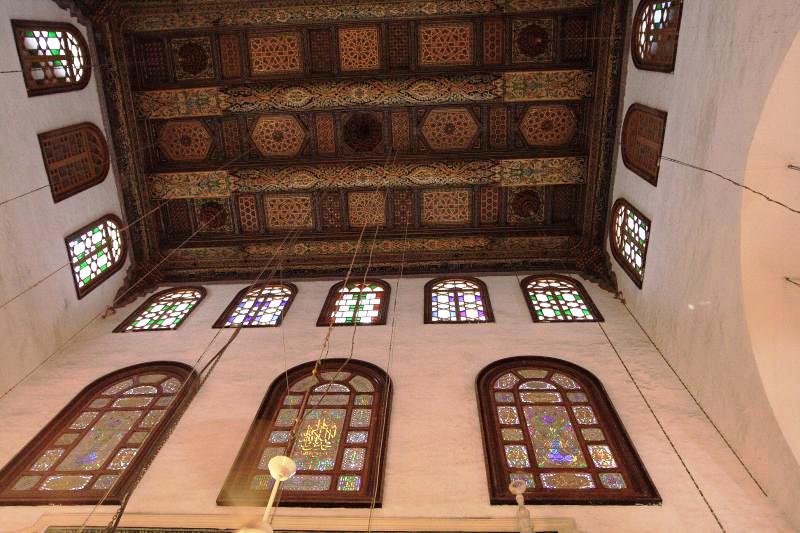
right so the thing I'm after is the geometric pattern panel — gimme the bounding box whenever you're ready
[319,192,343,230]
[315,113,337,155]
[479,186,501,225]
[561,16,590,61]
[632,0,683,72]
[248,32,303,75]
[390,110,411,151]
[219,34,242,79]
[251,115,306,157]
[521,275,602,322]
[476,358,660,504]
[237,194,260,233]
[512,18,555,63]
[422,189,472,226]
[115,287,205,332]
[194,198,232,233]
[621,104,667,186]
[338,27,380,72]
[507,188,545,225]
[420,108,479,151]
[38,123,109,203]
[309,29,334,73]
[65,215,125,298]
[0,363,194,505]
[158,121,212,161]
[488,106,508,149]
[264,194,314,230]
[215,284,295,328]
[318,280,389,326]
[387,21,410,68]
[610,199,651,288]
[418,21,474,66]
[393,189,414,227]
[519,106,578,147]
[426,278,492,323]
[483,18,504,65]
[170,37,214,80]
[347,190,386,228]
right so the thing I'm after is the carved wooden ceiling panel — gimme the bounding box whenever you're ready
[89,0,627,289]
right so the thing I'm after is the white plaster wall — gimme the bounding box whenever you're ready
[0,276,792,532]
[609,0,800,528]
[0,0,128,395]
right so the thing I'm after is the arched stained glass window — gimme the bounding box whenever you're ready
[214,284,297,328]
[115,287,206,332]
[610,199,651,288]
[317,280,390,327]
[521,275,603,323]
[218,359,391,507]
[425,277,494,323]
[0,362,195,504]
[65,215,127,299]
[477,357,659,504]
[11,20,91,96]
[632,0,683,72]
[39,123,109,202]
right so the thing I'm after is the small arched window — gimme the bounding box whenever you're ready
[65,214,127,299]
[0,362,196,504]
[218,359,391,507]
[425,277,494,323]
[521,275,603,322]
[115,287,206,332]
[631,0,683,72]
[317,280,390,327]
[610,199,651,288]
[214,284,297,328]
[621,104,667,186]
[39,123,109,202]
[477,357,660,504]
[11,20,91,96]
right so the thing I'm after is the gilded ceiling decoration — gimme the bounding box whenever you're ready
[85,0,627,289]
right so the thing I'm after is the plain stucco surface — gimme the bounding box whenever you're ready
[609,0,800,528]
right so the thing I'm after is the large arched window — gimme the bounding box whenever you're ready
[631,0,683,72]
[621,104,667,187]
[0,362,196,504]
[317,280,390,327]
[11,20,91,96]
[39,123,109,202]
[65,214,127,299]
[214,283,297,328]
[425,277,494,323]
[609,199,651,288]
[521,275,603,322]
[115,287,206,332]
[218,359,391,507]
[477,357,659,504]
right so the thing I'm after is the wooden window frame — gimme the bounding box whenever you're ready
[0,362,197,505]
[11,20,92,97]
[114,287,207,333]
[38,122,110,203]
[316,279,390,327]
[621,104,668,186]
[477,356,660,505]
[217,359,392,507]
[65,214,127,299]
[213,283,297,328]
[520,274,604,323]
[609,199,651,289]
[631,0,683,73]
[424,276,495,324]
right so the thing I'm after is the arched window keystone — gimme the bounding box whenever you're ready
[477,357,660,504]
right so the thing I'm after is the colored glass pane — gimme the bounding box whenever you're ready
[525,277,599,322]
[18,26,86,87]
[222,285,293,327]
[429,279,489,322]
[291,409,346,471]
[613,201,650,283]
[327,281,386,325]
[66,218,123,293]
[120,288,204,332]
[523,406,587,468]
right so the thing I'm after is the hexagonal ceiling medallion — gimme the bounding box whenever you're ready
[420,108,479,151]
[251,115,306,157]
[519,105,578,147]
[158,121,212,161]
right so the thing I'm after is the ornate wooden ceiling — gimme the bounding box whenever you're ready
[87,0,627,290]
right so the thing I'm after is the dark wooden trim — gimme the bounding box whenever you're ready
[423,276,495,324]
[216,358,392,507]
[519,274,604,323]
[0,361,198,505]
[11,20,92,97]
[620,104,667,187]
[38,122,110,203]
[630,0,683,73]
[476,356,661,505]
[64,213,128,299]
[212,282,298,328]
[113,286,207,333]
[608,198,650,289]
[316,279,390,327]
